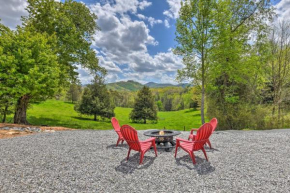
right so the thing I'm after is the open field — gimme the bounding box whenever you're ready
[6,100,205,130]
[1,129,290,192]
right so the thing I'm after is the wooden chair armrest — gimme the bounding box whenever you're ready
[190,128,198,134]
[176,137,192,144]
[140,137,155,143]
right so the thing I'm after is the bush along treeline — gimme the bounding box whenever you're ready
[175,0,290,130]
[109,86,200,111]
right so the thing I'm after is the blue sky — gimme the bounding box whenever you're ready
[0,0,289,85]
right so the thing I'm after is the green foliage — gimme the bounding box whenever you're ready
[75,76,115,121]
[130,86,158,123]
[205,0,273,130]
[0,26,60,103]
[156,100,163,111]
[109,90,135,108]
[66,83,82,103]
[175,0,216,124]
[0,95,15,123]
[23,0,104,82]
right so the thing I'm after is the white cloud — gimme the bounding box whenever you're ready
[89,1,184,84]
[0,0,28,29]
[275,0,290,22]
[163,0,182,19]
[138,0,152,10]
[164,19,170,28]
[148,17,163,27]
[137,14,146,20]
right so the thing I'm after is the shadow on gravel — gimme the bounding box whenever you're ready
[106,144,127,149]
[115,153,156,174]
[204,146,219,152]
[175,155,215,175]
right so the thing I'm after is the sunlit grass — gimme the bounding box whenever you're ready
[7,99,205,131]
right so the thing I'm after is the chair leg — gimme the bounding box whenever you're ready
[152,141,157,157]
[139,152,145,164]
[121,140,124,144]
[116,138,121,146]
[207,139,212,149]
[201,147,208,161]
[127,148,131,160]
[174,142,179,158]
[189,152,196,164]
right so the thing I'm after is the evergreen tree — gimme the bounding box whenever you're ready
[75,76,115,121]
[130,86,157,123]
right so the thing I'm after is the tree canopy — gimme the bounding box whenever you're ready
[0,26,60,124]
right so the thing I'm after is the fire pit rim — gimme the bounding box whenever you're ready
[143,129,181,137]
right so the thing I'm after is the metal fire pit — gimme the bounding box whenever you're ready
[143,130,181,152]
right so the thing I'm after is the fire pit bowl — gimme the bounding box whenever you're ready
[143,130,181,152]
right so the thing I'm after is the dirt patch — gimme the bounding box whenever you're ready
[0,123,74,139]
[0,130,33,139]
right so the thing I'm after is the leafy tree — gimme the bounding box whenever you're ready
[266,21,290,127]
[8,0,104,124]
[175,0,216,124]
[206,0,273,129]
[156,100,163,111]
[66,83,82,103]
[130,86,158,123]
[0,25,60,124]
[75,76,115,121]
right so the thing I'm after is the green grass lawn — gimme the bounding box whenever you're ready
[7,100,205,131]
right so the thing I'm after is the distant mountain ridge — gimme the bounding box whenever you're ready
[106,80,189,91]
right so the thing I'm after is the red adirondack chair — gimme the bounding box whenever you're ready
[175,123,213,164]
[120,125,157,164]
[111,117,124,146]
[188,118,218,148]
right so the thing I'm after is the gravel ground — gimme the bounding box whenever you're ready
[0,129,290,192]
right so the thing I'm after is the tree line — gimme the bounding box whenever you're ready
[110,86,200,111]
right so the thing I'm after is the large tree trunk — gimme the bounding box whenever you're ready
[94,114,97,121]
[2,104,8,123]
[14,95,30,124]
[144,118,146,124]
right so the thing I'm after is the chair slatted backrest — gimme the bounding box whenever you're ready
[111,117,121,131]
[193,123,213,150]
[120,125,141,151]
[209,118,218,132]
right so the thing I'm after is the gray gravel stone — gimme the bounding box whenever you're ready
[0,129,290,192]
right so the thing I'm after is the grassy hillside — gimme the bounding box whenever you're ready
[107,80,143,91]
[7,100,205,130]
